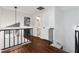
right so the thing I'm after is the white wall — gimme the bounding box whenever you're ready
[62,8,79,52]
[0,7,30,27]
[55,7,79,52]
[54,7,64,48]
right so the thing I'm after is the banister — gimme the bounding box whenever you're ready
[0,26,33,31]
[0,26,33,50]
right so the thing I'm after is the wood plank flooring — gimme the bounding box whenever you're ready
[2,36,65,53]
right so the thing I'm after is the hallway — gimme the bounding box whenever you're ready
[2,36,64,53]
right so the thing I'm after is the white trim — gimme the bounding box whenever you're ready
[0,26,33,30]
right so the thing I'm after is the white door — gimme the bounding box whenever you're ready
[40,12,49,40]
[40,27,48,40]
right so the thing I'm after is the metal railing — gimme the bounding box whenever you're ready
[0,27,33,50]
[75,30,79,53]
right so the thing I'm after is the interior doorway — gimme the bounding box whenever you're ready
[35,16,41,37]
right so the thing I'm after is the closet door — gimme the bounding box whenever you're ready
[40,27,48,40]
[40,12,49,40]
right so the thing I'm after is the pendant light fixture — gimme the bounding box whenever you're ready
[14,6,19,37]
[14,6,17,23]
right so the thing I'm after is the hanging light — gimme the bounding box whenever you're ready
[14,6,19,37]
[14,6,17,23]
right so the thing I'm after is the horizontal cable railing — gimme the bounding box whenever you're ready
[0,27,33,50]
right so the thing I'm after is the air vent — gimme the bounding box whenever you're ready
[37,6,45,10]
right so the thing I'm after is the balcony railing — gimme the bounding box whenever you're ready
[0,27,33,50]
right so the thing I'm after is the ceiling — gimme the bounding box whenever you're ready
[1,6,79,15]
[0,6,50,15]
[57,6,79,11]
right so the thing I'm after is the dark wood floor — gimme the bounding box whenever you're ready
[2,36,65,53]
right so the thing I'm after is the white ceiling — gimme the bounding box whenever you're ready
[57,6,79,11]
[1,6,79,15]
[0,6,50,15]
